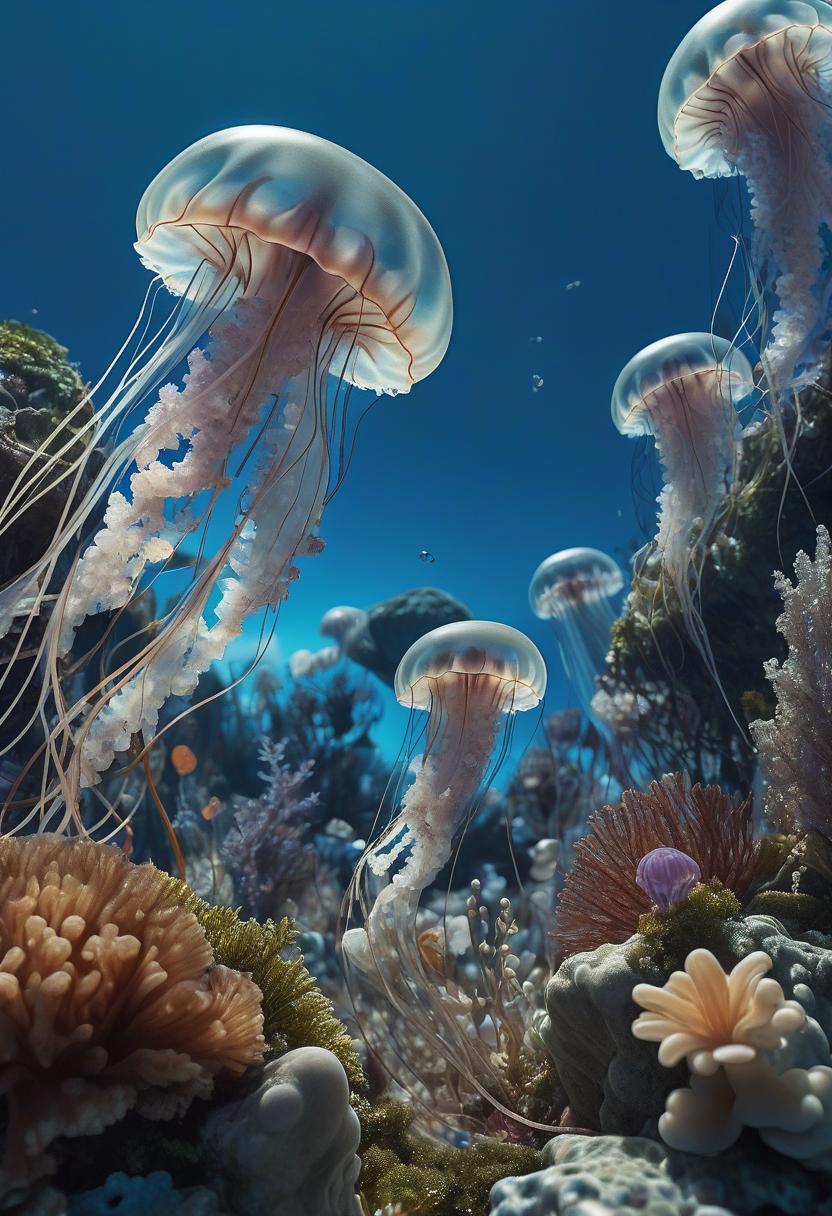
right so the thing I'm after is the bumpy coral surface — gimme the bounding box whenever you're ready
[0,836,264,1203]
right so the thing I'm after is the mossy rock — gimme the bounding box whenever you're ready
[0,320,86,415]
[627,880,742,973]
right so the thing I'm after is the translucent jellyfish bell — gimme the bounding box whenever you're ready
[136,126,453,392]
[0,125,452,831]
[395,620,546,717]
[658,1,832,391]
[528,548,623,723]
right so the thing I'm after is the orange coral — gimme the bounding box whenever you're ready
[0,835,264,1203]
[555,774,757,958]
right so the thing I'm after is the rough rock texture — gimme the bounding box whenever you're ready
[341,587,471,685]
[203,1047,362,1216]
[488,1133,832,1216]
[540,913,832,1133]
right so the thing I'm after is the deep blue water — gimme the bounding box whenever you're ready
[0,1,734,753]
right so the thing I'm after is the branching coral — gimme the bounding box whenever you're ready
[554,773,756,958]
[751,525,832,844]
[632,948,832,1160]
[220,737,320,920]
[0,836,264,1204]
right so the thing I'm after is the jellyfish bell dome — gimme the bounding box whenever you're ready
[658,0,832,179]
[611,333,756,438]
[135,125,453,393]
[394,620,546,714]
[529,548,624,619]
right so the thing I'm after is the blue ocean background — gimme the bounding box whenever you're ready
[0,1,733,755]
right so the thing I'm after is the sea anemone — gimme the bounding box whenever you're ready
[631,948,832,1159]
[0,835,264,1203]
[554,773,756,957]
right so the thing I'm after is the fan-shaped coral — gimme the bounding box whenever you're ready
[554,773,757,957]
[0,835,264,1204]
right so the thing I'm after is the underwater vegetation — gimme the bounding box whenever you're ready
[8,0,832,1212]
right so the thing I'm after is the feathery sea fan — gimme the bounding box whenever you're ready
[555,773,756,957]
[0,835,264,1202]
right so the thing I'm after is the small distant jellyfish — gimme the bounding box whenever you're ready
[636,847,701,910]
[0,126,452,826]
[611,334,754,672]
[529,547,624,724]
[418,549,436,563]
[532,374,544,393]
[288,604,367,678]
[659,0,832,395]
[565,280,581,291]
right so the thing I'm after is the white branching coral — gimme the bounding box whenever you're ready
[750,525,832,838]
[632,948,832,1160]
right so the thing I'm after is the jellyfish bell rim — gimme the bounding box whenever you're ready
[134,124,453,394]
[394,620,547,713]
[658,0,832,177]
[611,332,757,437]
[528,547,625,619]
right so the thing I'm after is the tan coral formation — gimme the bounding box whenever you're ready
[0,835,265,1204]
[632,948,832,1160]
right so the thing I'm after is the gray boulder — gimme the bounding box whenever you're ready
[342,587,471,685]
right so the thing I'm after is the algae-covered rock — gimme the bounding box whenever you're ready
[488,1133,832,1216]
[540,913,832,1133]
[203,1047,362,1216]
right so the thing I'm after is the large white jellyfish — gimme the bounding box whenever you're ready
[342,621,546,1125]
[0,127,452,826]
[612,333,755,689]
[528,548,623,724]
[659,0,832,396]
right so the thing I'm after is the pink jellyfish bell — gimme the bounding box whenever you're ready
[0,126,452,826]
[659,0,832,396]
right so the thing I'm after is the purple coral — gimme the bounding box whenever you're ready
[636,847,701,911]
[221,737,321,919]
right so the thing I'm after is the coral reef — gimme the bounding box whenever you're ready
[66,1171,223,1215]
[541,912,832,1136]
[221,737,320,920]
[488,1132,832,1216]
[751,526,832,850]
[554,774,756,958]
[203,1047,362,1216]
[0,836,264,1206]
[632,948,832,1160]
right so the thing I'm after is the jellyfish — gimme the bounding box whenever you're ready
[658,0,832,396]
[288,604,367,678]
[342,621,547,1129]
[528,547,623,724]
[0,126,452,827]
[611,333,755,689]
